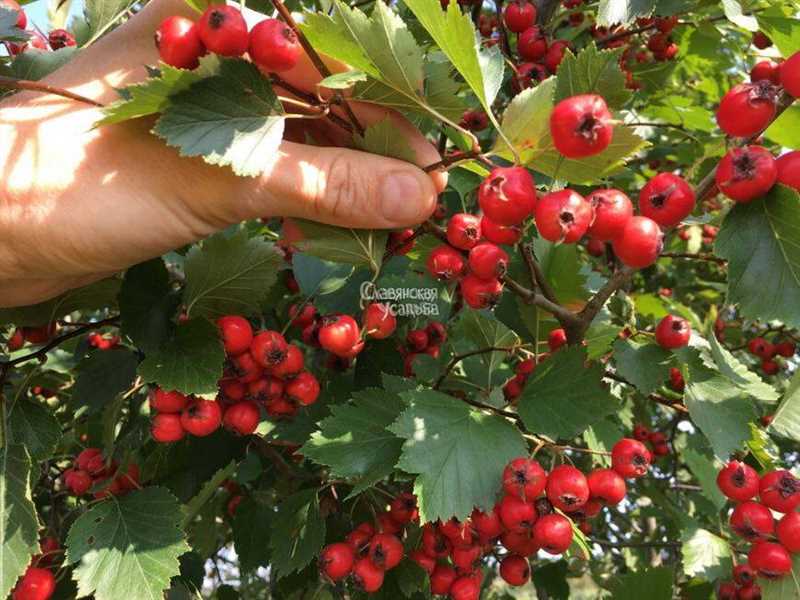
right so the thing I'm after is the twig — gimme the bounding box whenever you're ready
[502,276,580,327]
[519,242,558,305]
[433,345,521,389]
[423,150,482,173]
[661,252,727,265]
[0,75,104,107]
[604,371,689,413]
[589,538,680,549]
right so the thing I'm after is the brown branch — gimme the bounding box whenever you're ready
[502,276,580,327]
[604,371,689,414]
[423,150,482,173]
[661,252,727,265]
[433,345,521,389]
[0,75,104,107]
[271,74,354,134]
[589,538,680,549]
[519,241,558,305]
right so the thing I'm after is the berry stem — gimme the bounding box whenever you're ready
[0,75,104,107]
[422,150,483,173]
[660,251,727,264]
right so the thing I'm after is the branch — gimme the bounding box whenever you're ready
[661,252,727,265]
[423,150,482,173]
[433,345,521,389]
[502,276,580,327]
[0,75,104,107]
[519,241,558,305]
[604,371,689,414]
[589,538,680,549]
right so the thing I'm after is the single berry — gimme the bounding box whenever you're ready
[409,549,436,574]
[748,542,792,579]
[426,321,448,346]
[218,316,254,356]
[532,513,573,555]
[717,82,778,138]
[535,189,594,243]
[498,494,538,532]
[730,501,774,541]
[151,413,185,443]
[429,565,457,595]
[421,523,451,558]
[544,40,569,73]
[63,469,92,496]
[75,448,104,475]
[504,0,536,33]
[752,31,773,49]
[751,60,781,85]
[249,18,302,73]
[717,582,737,600]
[155,16,205,69]
[733,564,757,587]
[776,341,796,357]
[639,173,695,228]
[447,213,483,250]
[460,109,489,132]
[759,470,800,513]
[471,506,503,541]
[587,468,627,505]
[715,145,777,203]
[47,28,76,50]
[427,244,466,280]
[501,529,539,556]
[748,337,775,359]
[389,492,418,524]
[612,216,663,269]
[319,542,355,581]
[548,328,567,351]
[231,351,263,383]
[460,275,503,309]
[468,242,509,280]
[285,371,320,406]
[655,315,691,349]
[776,511,800,553]
[611,438,651,479]
[180,398,223,437]
[367,533,403,570]
[451,544,482,571]
[352,557,384,592]
[388,228,416,255]
[780,51,800,98]
[478,166,537,226]
[499,554,530,586]
[197,5,249,56]
[318,315,361,357]
[586,188,633,241]
[481,217,522,245]
[717,461,760,502]
[449,574,481,600]
[250,330,288,369]
[362,303,396,339]
[546,464,589,512]
[439,517,476,548]
[150,388,188,413]
[346,522,374,553]
[550,94,614,158]
[12,567,55,600]
[518,26,547,61]
[223,401,260,435]
[502,457,548,500]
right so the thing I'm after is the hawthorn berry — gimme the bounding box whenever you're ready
[717,82,777,138]
[447,213,483,250]
[426,321,447,346]
[717,461,760,502]
[451,544,482,571]
[733,564,756,587]
[421,523,452,558]
[22,323,57,345]
[231,351,263,383]
[586,238,605,257]
[352,557,384,592]
[368,533,403,570]
[780,51,800,98]
[197,5,248,56]
[388,228,416,255]
[716,146,777,202]
[776,151,800,192]
[409,549,436,574]
[376,513,402,535]
[737,584,762,600]
[655,315,691,349]
[449,574,481,600]
[481,217,523,245]
[500,554,530,586]
[471,506,503,541]
[612,216,663,269]
[730,501,774,541]
[512,62,549,92]
[460,274,503,309]
[223,401,260,435]
[611,438,651,478]
[1,0,25,28]
[717,581,737,600]
[12,566,55,600]
[639,173,695,228]
[776,341,796,357]
[764,360,781,377]
[155,16,205,69]
[318,315,361,357]
[430,564,458,595]
[546,465,589,512]
[151,413,185,443]
[468,242,509,280]
[478,166,536,225]
[150,388,188,413]
[550,94,613,158]
[502,457,547,500]
[544,40,569,73]
[460,109,489,132]
[748,542,792,579]
[249,18,302,73]
[532,513,573,555]
[346,522,374,553]
[389,492,418,524]
[548,328,567,351]
[265,396,297,419]
[180,398,222,437]
[748,337,775,359]
[775,511,800,553]
[439,518,476,548]
[47,28,76,50]
[752,31,772,49]
[63,469,92,496]
[504,0,536,33]
[75,448,105,475]
[362,303,396,339]
[535,189,593,243]
[250,330,288,369]
[7,328,23,351]
[759,470,800,513]
[587,468,627,505]
[246,376,282,403]
[427,245,466,280]
[751,60,781,85]
[498,494,538,532]
[518,26,547,61]
[284,371,319,406]
[586,188,633,241]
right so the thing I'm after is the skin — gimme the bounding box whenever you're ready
[0,0,446,308]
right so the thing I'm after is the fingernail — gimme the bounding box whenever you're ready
[380,171,427,224]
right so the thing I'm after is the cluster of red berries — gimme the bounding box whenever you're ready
[746,336,796,376]
[717,564,761,600]
[502,329,567,401]
[87,331,120,351]
[155,5,301,72]
[632,423,670,458]
[5,323,58,351]
[62,447,140,498]
[402,321,447,375]
[0,0,76,55]
[716,462,800,585]
[677,223,718,248]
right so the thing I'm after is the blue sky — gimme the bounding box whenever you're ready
[24,0,81,32]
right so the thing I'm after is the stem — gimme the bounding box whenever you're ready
[589,538,680,549]
[502,276,580,329]
[433,345,522,389]
[660,252,727,265]
[0,76,104,107]
[423,150,482,173]
[519,242,558,305]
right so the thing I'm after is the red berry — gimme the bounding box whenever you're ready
[502,457,547,500]
[427,245,466,280]
[468,243,509,280]
[586,238,605,257]
[544,40,569,73]
[748,542,792,579]
[447,213,483,250]
[155,16,205,69]
[407,329,430,351]
[512,62,549,92]
[47,28,76,50]
[471,506,503,542]
[655,15,678,33]
[717,581,737,600]
[449,575,481,600]
[587,468,627,505]
[715,146,777,203]
[480,218,522,245]
[150,388,188,413]
[362,303,396,339]
[546,465,589,512]
[250,330,288,369]
[12,566,55,600]
[611,438,651,478]
[586,189,633,241]
[535,189,593,243]
[451,544,482,571]
[498,494,538,532]
[504,0,536,33]
[180,398,222,437]
[639,173,695,228]
[75,448,104,475]
[377,513,402,535]
[368,533,403,570]
[655,315,691,349]
[460,109,489,132]
[752,31,772,49]
[499,554,530,586]
[550,94,613,158]
[460,275,503,309]
[748,337,775,359]
[249,18,301,73]
[780,51,800,98]
[409,549,436,574]
[776,511,800,553]
[751,60,781,85]
[518,26,547,61]
[7,328,23,351]
[197,5,248,56]
[733,564,757,587]
[231,351,263,383]
[717,82,778,138]
[717,461,760,502]
[346,522,374,553]
[548,328,567,351]
[223,401,260,435]
[500,530,539,556]
[421,523,451,558]
[439,518,476,548]
[151,412,185,443]
[737,584,762,600]
[217,316,254,356]
[730,501,774,541]
[532,513,573,555]
[265,396,297,419]
[284,371,319,406]
[289,303,317,329]
[318,315,361,357]
[612,216,663,269]
[389,492,418,524]
[430,564,457,595]
[388,228,416,255]
[426,321,448,346]
[1,0,25,28]
[759,470,800,513]
[352,557,384,592]
[478,167,537,226]
[63,469,92,496]
[22,323,57,345]
[776,341,796,357]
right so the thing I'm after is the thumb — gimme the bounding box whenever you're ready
[244,140,440,229]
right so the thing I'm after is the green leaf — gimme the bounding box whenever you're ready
[761,553,800,600]
[269,489,326,579]
[681,527,732,582]
[354,117,416,163]
[232,497,272,573]
[138,319,225,395]
[318,70,368,89]
[10,47,77,80]
[769,369,800,443]
[153,59,285,177]
[301,388,405,496]
[71,348,139,414]
[84,0,135,42]
[0,445,40,600]
[8,399,61,462]
[390,389,526,522]
[182,460,236,528]
[608,567,673,600]
[554,45,631,109]
[759,11,800,57]
[704,333,778,404]
[0,278,120,327]
[747,423,781,472]
[612,339,674,396]
[293,220,387,272]
[721,0,758,31]
[517,347,618,440]
[765,105,800,150]
[715,186,800,328]
[292,254,355,298]
[532,561,570,600]
[532,237,591,308]
[0,6,29,42]
[402,0,503,114]
[183,231,282,319]
[66,487,189,600]
[448,310,519,388]
[584,418,623,468]
[596,0,657,27]
[119,259,177,354]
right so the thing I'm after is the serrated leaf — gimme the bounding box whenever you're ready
[721,0,758,31]
[0,278,120,327]
[0,445,40,600]
[390,389,526,522]
[715,186,800,328]
[301,388,405,497]
[292,253,355,297]
[138,319,225,395]
[758,12,800,57]
[293,220,387,272]
[10,47,76,80]
[681,527,732,581]
[71,348,139,414]
[8,399,61,461]
[747,423,781,472]
[449,310,519,388]
[554,45,631,109]
[232,497,272,573]
[770,369,800,443]
[269,489,326,579]
[84,0,135,42]
[318,70,367,89]
[119,259,177,354]
[608,567,672,600]
[613,339,674,396]
[66,487,189,600]
[704,333,778,404]
[681,447,726,510]
[761,553,800,600]
[182,460,236,528]
[584,418,623,468]
[533,237,590,308]
[183,231,282,319]
[153,59,285,177]
[354,117,416,162]
[403,0,503,114]
[518,347,617,440]
[596,0,657,27]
